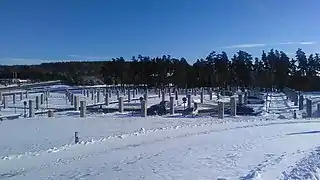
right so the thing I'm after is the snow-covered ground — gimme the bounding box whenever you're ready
[1,90,320,179]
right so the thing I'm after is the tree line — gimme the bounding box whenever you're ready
[0,48,320,91]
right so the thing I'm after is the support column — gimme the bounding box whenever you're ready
[218,101,224,119]
[175,90,178,101]
[20,92,23,101]
[170,96,174,114]
[119,97,124,113]
[141,100,147,117]
[306,98,312,118]
[200,91,204,103]
[128,89,131,102]
[230,97,236,116]
[105,92,109,106]
[35,96,40,110]
[29,100,34,118]
[299,95,304,110]
[244,91,248,105]
[80,100,86,117]
[238,94,243,104]
[74,96,79,111]
[3,96,7,109]
[161,90,165,102]
[187,94,191,108]
[13,94,16,104]
[97,91,100,103]
[40,94,44,105]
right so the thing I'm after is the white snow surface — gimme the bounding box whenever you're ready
[1,92,320,179]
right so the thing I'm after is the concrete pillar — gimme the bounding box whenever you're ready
[244,92,248,105]
[80,100,86,117]
[294,93,298,106]
[25,91,28,98]
[12,94,16,104]
[209,90,213,100]
[48,110,54,117]
[238,94,243,104]
[221,89,225,96]
[132,90,136,99]
[97,91,100,103]
[299,95,304,110]
[200,91,204,103]
[144,93,148,105]
[70,94,74,105]
[91,90,94,101]
[170,96,174,114]
[187,94,192,108]
[230,97,236,116]
[86,90,89,97]
[145,89,149,98]
[28,100,34,118]
[119,97,124,113]
[128,89,131,102]
[105,92,109,106]
[35,96,40,110]
[40,94,44,105]
[20,92,23,101]
[218,101,224,119]
[161,90,165,102]
[141,100,147,117]
[3,96,7,109]
[306,98,312,118]
[117,90,120,100]
[74,96,79,111]
[175,90,178,101]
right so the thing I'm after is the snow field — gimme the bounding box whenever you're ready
[1,90,320,179]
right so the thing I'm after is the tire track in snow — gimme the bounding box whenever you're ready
[281,147,320,180]
[3,119,320,179]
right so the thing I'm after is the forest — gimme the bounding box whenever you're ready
[0,48,319,91]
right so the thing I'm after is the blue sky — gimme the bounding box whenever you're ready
[0,0,319,65]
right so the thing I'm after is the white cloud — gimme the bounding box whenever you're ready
[299,41,317,45]
[222,41,317,49]
[222,43,267,49]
